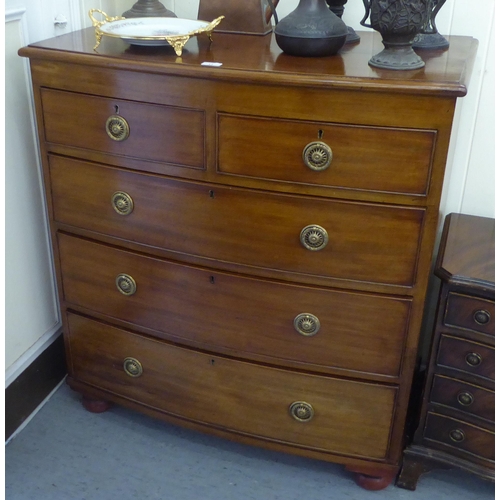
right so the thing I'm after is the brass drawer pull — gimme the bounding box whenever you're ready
[473,309,491,325]
[106,114,130,141]
[294,313,320,336]
[116,274,137,296]
[465,352,482,367]
[123,357,143,377]
[457,391,474,406]
[112,191,134,215]
[449,428,465,443]
[303,141,333,171]
[300,225,329,251]
[289,401,314,422]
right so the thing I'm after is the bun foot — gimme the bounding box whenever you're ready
[82,397,112,413]
[353,471,395,490]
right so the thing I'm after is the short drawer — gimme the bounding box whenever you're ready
[41,88,205,169]
[50,155,424,288]
[217,113,436,196]
[67,313,397,460]
[437,335,494,382]
[444,293,494,336]
[58,233,411,378]
[430,375,494,423]
[423,412,494,463]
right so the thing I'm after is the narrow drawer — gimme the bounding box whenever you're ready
[41,88,205,169]
[430,375,494,423]
[424,412,494,462]
[437,335,494,381]
[50,155,424,288]
[444,293,494,336]
[67,313,397,460]
[58,233,411,378]
[217,113,436,196]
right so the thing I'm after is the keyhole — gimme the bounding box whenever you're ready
[210,359,215,365]
[318,129,324,139]
[209,276,215,284]
[114,105,119,114]
[209,190,215,198]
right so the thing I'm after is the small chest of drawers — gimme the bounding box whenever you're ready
[20,30,477,491]
[397,213,495,489]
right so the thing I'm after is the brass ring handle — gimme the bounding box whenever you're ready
[465,352,482,367]
[116,274,137,296]
[300,225,329,251]
[303,141,333,171]
[106,115,130,141]
[294,313,321,336]
[112,191,134,215]
[457,391,474,406]
[473,309,490,325]
[289,401,314,422]
[123,357,143,377]
[449,429,465,443]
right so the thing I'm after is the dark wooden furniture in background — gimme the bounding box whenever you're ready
[19,30,476,490]
[397,213,495,489]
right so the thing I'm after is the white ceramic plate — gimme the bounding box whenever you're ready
[99,17,213,46]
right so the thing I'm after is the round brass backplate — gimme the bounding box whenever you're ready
[449,429,465,443]
[116,274,137,296]
[294,313,321,336]
[473,309,490,325]
[457,391,474,406]
[106,115,130,141]
[303,142,333,171]
[123,357,143,377]
[289,401,314,422]
[300,225,329,251]
[112,191,134,216]
[465,352,482,367]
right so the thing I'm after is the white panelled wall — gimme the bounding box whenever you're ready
[4,0,495,383]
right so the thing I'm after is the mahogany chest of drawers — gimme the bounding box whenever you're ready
[397,213,494,489]
[20,29,477,490]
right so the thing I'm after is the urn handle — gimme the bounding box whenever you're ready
[360,0,372,28]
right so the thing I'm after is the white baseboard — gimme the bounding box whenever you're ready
[5,323,63,388]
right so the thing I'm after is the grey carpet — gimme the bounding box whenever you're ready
[5,382,495,499]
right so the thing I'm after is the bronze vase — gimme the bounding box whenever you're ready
[361,0,426,70]
[413,0,449,49]
[274,0,348,57]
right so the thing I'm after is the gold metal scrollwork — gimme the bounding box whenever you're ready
[289,401,314,422]
[300,225,329,251]
[294,313,320,337]
[123,357,143,377]
[106,115,130,142]
[303,141,333,171]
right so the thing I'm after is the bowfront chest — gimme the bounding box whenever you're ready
[19,29,477,490]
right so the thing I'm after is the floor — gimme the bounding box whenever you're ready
[5,382,495,500]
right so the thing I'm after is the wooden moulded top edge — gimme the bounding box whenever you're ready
[18,29,478,97]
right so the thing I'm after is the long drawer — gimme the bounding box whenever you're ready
[218,113,436,196]
[67,313,397,460]
[49,155,424,287]
[41,88,205,169]
[58,233,410,378]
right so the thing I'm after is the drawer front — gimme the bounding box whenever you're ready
[445,293,495,336]
[218,114,436,196]
[424,412,494,462]
[67,313,397,460]
[430,375,494,423]
[58,233,410,378]
[50,156,424,287]
[41,88,205,169]
[437,335,495,381]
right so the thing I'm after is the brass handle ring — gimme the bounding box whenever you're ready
[449,429,465,443]
[294,313,321,336]
[123,357,143,377]
[112,191,134,215]
[457,391,474,406]
[303,141,333,171]
[473,309,490,325]
[465,352,482,367]
[106,115,130,141]
[300,225,329,251]
[116,274,137,296]
[289,401,314,422]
